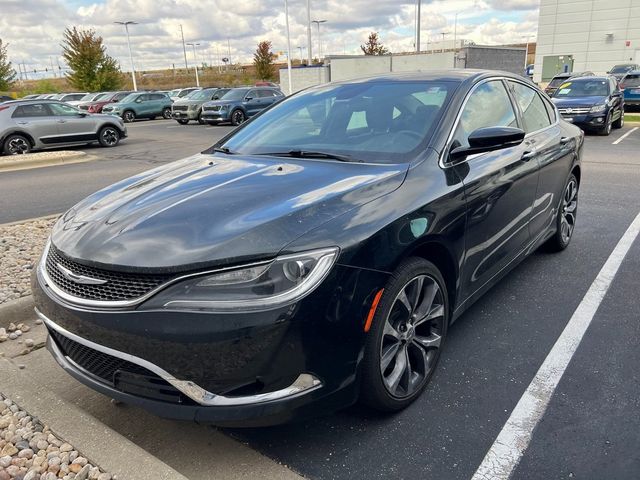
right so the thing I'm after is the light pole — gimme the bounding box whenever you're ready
[522,35,531,69]
[179,24,188,70]
[416,0,421,52]
[306,0,312,64]
[298,46,306,63]
[440,31,449,53]
[312,20,327,61]
[284,0,293,95]
[186,42,200,87]
[115,21,138,91]
[453,12,459,67]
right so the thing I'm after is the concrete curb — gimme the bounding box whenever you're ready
[0,295,36,329]
[0,354,191,480]
[0,150,94,173]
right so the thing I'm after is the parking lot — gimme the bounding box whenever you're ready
[1,120,639,479]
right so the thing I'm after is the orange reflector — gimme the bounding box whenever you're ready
[364,289,384,333]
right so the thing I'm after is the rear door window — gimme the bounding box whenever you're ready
[12,104,51,117]
[508,81,551,133]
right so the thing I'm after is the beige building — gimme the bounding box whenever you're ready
[534,0,640,81]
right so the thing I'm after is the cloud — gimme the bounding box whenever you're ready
[0,0,539,77]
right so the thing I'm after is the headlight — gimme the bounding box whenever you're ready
[590,104,607,113]
[143,247,339,312]
[220,105,228,111]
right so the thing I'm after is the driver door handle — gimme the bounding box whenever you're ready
[560,136,571,145]
[521,150,536,162]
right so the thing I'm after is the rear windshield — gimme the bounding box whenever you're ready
[622,75,640,88]
[611,65,635,74]
[218,81,455,164]
[552,80,609,97]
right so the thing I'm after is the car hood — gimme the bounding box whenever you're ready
[51,154,408,271]
[551,96,606,107]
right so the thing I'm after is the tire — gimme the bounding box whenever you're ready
[230,109,246,126]
[3,134,32,155]
[612,110,624,129]
[162,108,172,119]
[122,110,136,123]
[197,110,205,125]
[543,173,578,252]
[598,114,612,136]
[98,126,120,148]
[176,119,189,125]
[360,258,449,412]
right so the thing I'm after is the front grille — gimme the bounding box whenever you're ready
[558,107,591,115]
[172,105,188,111]
[45,246,172,302]
[49,329,194,404]
[203,105,221,112]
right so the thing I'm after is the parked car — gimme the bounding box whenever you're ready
[51,93,88,103]
[608,63,640,81]
[620,70,640,110]
[171,87,230,124]
[21,94,40,99]
[0,95,13,103]
[0,100,127,155]
[78,91,133,114]
[551,75,624,135]
[544,71,594,96]
[68,92,107,107]
[102,92,173,123]
[33,70,583,426]
[168,87,201,102]
[201,87,284,126]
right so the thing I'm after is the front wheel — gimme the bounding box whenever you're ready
[230,109,246,126]
[98,126,120,147]
[598,114,612,136]
[122,110,136,123]
[612,110,624,129]
[543,173,578,252]
[197,111,205,125]
[176,119,189,125]
[360,258,448,412]
[162,108,172,119]
[3,134,32,155]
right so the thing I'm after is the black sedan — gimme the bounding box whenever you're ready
[33,70,583,426]
[551,76,624,135]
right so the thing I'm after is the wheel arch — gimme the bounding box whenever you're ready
[571,164,581,185]
[98,122,124,135]
[1,130,36,148]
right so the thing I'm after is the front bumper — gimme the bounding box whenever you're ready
[172,110,199,120]
[560,113,608,130]
[201,111,230,122]
[33,261,388,425]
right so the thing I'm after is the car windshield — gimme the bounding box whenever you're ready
[611,65,634,74]
[79,93,101,101]
[622,75,640,88]
[187,89,215,100]
[552,80,609,97]
[220,89,250,101]
[119,93,140,103]
[548,77,570,88]
[169,89,180,97]
[179,89,197,97]
[217,81,455,164]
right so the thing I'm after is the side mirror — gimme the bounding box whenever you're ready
[449,127,525,163]
[213,96,219,100]
[135,98,142,103]
[77,112,88,117]
[245,96,253,101]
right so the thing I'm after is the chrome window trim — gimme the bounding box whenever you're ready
[38,308,322,407]
[38,239,271,309]
[439,76,560,169]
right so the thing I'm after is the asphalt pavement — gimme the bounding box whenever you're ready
[1,120,639,479]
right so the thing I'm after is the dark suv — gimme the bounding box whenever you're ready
[551,75,624,135]
[201,87,284,126]
[545,71,594,96]
[608,63,640,81]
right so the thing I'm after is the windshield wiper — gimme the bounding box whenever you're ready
[254,150,359,162]
[213,146,235,155]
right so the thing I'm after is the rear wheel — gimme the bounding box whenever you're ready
[122,110,135,123]
[162,108,172,119]
[360,258,448,412]
[176,119,189,125]
[98,126,120,147]
[612,109,624,129]
[3,134,32,155]
[543,173,578,252]
[230,109,246,126]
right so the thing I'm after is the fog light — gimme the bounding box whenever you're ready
[595,118,604,123]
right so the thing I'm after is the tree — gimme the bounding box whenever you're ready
[62,27,122,91]
[361,32,389,55]
[253,41,276,80]
[0,39,17,90]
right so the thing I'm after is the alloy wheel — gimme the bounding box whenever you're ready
[101,128,118,146]
[380,274,445,398]
[232,110,245,125]
[560,178,578,244]
[123,111,135,123]
[7,137,30,155]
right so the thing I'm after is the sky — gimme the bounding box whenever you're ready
[1,0,539,79]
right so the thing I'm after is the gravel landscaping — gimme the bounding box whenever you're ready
[0,217,57,306]
[0,394,113,480]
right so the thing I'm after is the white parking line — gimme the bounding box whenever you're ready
[471,211,640,480]
[612,127,638,145]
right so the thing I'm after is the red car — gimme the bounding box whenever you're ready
[79,91,132,113]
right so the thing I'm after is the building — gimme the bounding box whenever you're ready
[534,0,640,82]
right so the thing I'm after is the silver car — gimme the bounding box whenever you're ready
[0,100,127,155]
[171,87,229,124]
